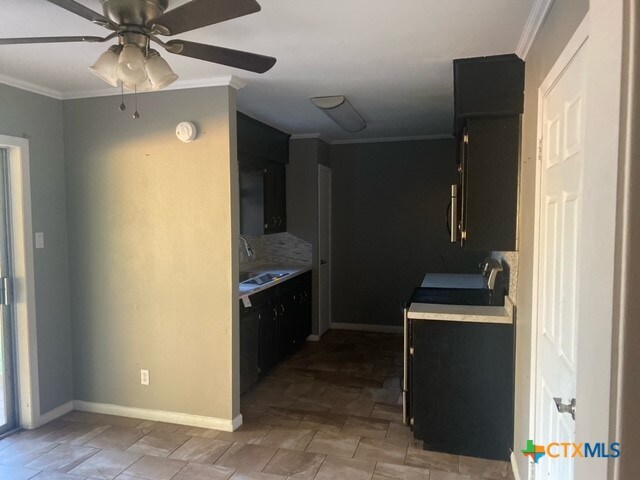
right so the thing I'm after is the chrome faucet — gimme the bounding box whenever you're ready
[239,236,254,257]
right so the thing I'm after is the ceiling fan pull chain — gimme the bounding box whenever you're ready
[133,85,140,119]
[119,83,126,112]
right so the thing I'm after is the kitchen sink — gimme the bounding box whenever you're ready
[240,271,290,286]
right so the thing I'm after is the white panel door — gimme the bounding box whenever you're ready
[535,40,587,480]
[318,165,331,335]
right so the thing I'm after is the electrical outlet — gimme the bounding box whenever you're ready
[140,369,149,386]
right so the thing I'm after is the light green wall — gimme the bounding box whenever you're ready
[63,87,240,421]
[514,0,589,478]
[0,83,74,416]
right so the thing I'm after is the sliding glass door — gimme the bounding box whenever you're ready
[0,148,17,435]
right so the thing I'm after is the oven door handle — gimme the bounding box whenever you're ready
[403,303,410,425]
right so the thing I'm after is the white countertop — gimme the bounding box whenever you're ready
[239,264,312,298]
[408,296,515,325]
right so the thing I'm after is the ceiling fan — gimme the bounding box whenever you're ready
[0,0,276,93]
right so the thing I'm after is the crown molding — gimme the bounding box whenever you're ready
[0,74,62,100]
[330,134,453,145]
[2,74,245,101]
[516,0,555,59]
[62,75,246,100]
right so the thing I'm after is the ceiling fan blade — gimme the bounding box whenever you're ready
[45,0,115,27]
[152,0,261,35]
[166,40,276,73]
[0,35,108,45]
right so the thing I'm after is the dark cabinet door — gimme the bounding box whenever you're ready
[462,116,520,251]
[410,320,514,461]
[264,163,287,234]
[294,274,312,345]
[259,303,278,375]
[240,309,260,394]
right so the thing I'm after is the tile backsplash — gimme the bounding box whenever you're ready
[240,232,312,268]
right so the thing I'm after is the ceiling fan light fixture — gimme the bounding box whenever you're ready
[89,45,121,87]
[116,44,148,86]
[145,50,179,90]
[311,95,366,133]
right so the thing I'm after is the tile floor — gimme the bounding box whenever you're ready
[0,330,515,480]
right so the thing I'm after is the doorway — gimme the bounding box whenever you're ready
[0,148,18,435]
[532,22,588,480]
[318,165,332,336]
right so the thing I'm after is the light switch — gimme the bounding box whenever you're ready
[35,232,44,249]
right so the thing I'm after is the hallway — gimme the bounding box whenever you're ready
[0,330,513,479]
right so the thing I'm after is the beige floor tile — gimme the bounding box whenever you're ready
[371,404,403,423]
[330,397,375,417]
[284,380,328,397]
[229,470,286,480]
[0,463,41,480]
[305,431,360,458]
[342,415,390,439]
[215,443,278,471]
[216,425,272,445]
[386,422,414,442]
[119,455,186,480]
[134,421,181,433]
[42,421,110,446]
[314,455,376,480]
[84,427,145,452]
[0,439,59,466]
[31,472,87,480]
[354,437,408,465]
[375,462,430,480]
[68,449,141,479]
[254,407,305,428]
[126,431,190,457]
[430,471,471,480]
[298,412,347,434]
[360,387,401,405]
[174,426,222,439]
[405,447,459,473]
[171,462,236,480]
[458,456,510,479]
[257,428,315,451]
[262,448,325,479]
[289,396,335,412]
[169,437,233,464]
[25,444,99,472]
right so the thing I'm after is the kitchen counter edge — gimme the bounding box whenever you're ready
[407,296,515,325]
[239,265,312,298]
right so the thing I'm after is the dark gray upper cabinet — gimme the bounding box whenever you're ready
[237,112,290,164]
[454,54,525,125]
[451,54,524,251]
[237,113,289,234]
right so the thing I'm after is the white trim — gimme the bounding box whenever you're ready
[510,452,524,480]
[330,322,403,334]
[36,401,74,428]
[306,334,321,342]
[0,75,62,100]
[0,135,40,430]
[1,75,245,101]
[516,0,556,59]
[74,401,243,432]
[330,134,453,145]
[529,14,589,480]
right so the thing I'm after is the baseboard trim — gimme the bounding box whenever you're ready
[511,451,524,480]
[73,401,243,432]
[330,322,403,334]
[306,334,321,342]
[32,401,74,429]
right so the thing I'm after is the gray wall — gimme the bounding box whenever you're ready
[0,83,74,416]
[513,0,589,478]
[287,137,330,335]
[330,139,487,327]
[63,87,240,421]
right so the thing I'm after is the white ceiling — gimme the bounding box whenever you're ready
[0,0,535,142]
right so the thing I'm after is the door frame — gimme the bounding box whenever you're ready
[529,4,625,478]
[317,164,332,336]
[0,135,39,430]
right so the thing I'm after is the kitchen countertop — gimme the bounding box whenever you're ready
[239,264,312,298]
[408,296,515,325]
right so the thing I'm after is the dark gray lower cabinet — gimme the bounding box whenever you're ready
[409,319,515,461]
[240,272,312,394]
